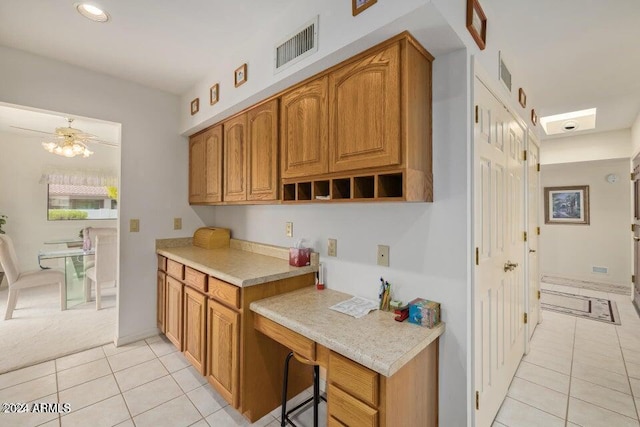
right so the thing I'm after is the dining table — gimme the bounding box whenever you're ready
[38,248,94,310]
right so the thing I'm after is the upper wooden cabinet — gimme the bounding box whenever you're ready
[223,114,248,202]
[329,43,401,173]
[189,125,223,204]
[280,76,329,179]
[247,99,279,201]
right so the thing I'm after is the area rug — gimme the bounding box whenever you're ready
[0,283,116,373]
[541,289,621,325]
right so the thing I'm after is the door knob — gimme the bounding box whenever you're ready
[634,237,640,241]
[504,261,518,272]
[529,249,536,253]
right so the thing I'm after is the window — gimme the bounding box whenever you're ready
[47,184,117,220]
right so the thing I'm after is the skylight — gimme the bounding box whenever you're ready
[540,108,597,136]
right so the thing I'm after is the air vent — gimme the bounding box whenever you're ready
[274,16,319,73]
[499,52,512,92]
[592,266,608,274]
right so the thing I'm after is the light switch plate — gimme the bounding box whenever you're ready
[173,218,182,230]
[286,222,293,237]
[328,239,337,257]
[130,219,140,233]
[377,245,389,267]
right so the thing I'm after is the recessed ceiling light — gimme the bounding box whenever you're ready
[75,3,110,22]
[562,120,578,132]
[540,108,597,136]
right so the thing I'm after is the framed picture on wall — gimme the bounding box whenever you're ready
[352,0,377,16]
[466,0,487,50]
[209,83,219,105]
[544,185,590,225]
[190,98,199,115]
[234,64,247,87]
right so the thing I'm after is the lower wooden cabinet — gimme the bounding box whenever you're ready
[183,286,207,375]
[165,276,183,350]
[157,271,166,333]
[206,299,240,406]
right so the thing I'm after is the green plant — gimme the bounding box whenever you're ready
[48,210,88,220]
[0,214,6,234]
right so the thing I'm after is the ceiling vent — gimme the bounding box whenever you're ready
[498,51,512,92]
[274,16,319,73]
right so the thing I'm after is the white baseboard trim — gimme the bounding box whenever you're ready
[541,275,630,295]
[115,327,160,347]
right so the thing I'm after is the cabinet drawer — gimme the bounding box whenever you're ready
[327,383,378,427]
[157,255,167,271]
[329,352,379,407]
[208,277,240,309]
[185,267,207,293]
[328,416,347,427]
[254,314,316,361]
[166,259,184,280]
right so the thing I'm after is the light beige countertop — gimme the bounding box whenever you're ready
[250,287,445,377]
[156,240,318,287]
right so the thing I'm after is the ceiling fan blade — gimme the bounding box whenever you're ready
[10,125,57,136]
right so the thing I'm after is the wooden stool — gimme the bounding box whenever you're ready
[281,352,326,427]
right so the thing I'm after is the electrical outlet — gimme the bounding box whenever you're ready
[377,245,390,267]
[286,222,293,237]
[130,219,140,233]
[328,239,337,257]
[173,218,182,230]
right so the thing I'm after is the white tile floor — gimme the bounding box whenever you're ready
[0,334,324,427]
[494,283,640,427]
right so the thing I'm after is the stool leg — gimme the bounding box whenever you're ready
[313,365,320,427]
[281,352,294,427]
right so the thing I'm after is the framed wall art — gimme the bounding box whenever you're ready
[531,109,538,126]
[352,0,377,16]
[466,0,487,50]
[234,64,247,87]
[210,83,219,105]
[544,185,590,225]
[190,98,199,115]
[518,88,527,108]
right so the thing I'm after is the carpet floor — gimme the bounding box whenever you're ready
[0,282,116,374]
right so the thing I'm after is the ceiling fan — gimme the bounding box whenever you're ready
[11,118,117,158]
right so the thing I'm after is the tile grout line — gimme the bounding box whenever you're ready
[615,319,640,422]
[564,315,576,427]
[500,395,565,424]
[105,344,137,427]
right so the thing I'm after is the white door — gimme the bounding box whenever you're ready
[474,78,526,427]
[527,133,541,341]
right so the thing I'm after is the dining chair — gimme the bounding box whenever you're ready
[0,235,65,320]
[82,227,116,271]
[84,234,117,310]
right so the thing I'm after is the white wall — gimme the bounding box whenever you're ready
[540,158,631,286]
[0,131,118,270]
[211,49,470,427]
[541,129,631,165]
[0,45,215,343]
[632,112,640,158]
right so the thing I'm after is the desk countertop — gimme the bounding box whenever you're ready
[157,243,317,287]
[250,287,445,377]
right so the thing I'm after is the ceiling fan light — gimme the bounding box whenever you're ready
[83,149,93,158]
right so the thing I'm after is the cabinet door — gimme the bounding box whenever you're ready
[247,99,279,201]
[206,299,240,407]
[223,114,248,202]
[165,276,183,350]
[329,43,401,172]
[280,76,329,178]
[203,125,223,203]
[183,286,207,375]
[189,133,206,203]
[157,271,166,333]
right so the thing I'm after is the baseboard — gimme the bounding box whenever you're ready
[541,274,630,295]
[115,327,160,347]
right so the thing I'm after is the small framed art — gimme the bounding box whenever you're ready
[352,0,377,16]
[531,109,538,126]
[234,64,247,87]
[210,83,219,105]
[466,0,487,50]
[190,98,199,116]
[518,88,527,108]
[544,185,590,225]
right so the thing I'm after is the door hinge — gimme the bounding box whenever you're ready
[537,290,541,300]
[537,163,540,172]
[633,224,636,232]
[537,227,540,235]
[633,275,636,283]
[475,105,479,123]
[476,391,479,410]
[475,247,479,266]
[632,173,635,181]
[524,313,528,324]
[523,150,527,161]
[523,231,527,242]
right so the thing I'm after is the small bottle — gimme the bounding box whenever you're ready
[316,263,325,290]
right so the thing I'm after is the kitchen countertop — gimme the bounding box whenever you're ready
[157,244,317,287]
[250,287,445,377]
